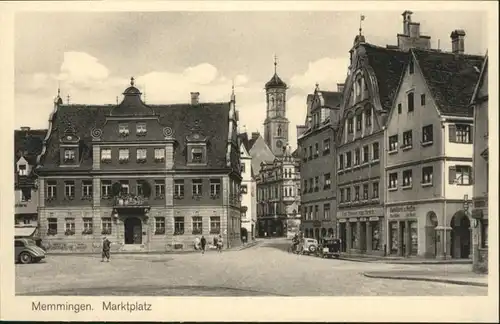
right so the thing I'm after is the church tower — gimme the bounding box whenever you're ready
[263,56,289,157]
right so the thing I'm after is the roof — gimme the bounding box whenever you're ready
[14,129,47,166]
[470,53,488,105]
[320,91,343,108]
[38,86,237,172]
[362,43,410,110]
[265,73,287,89]
[413,49,484,117]
[238,132,251,152]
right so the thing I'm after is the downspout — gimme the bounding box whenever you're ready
[382,125,388,256]
[441,117,447,259]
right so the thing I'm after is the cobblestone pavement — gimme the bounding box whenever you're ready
[16,239,487,296]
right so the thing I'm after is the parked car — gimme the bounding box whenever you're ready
[319,237,342,258]
[300,238,318,255]
[15,238,46,264]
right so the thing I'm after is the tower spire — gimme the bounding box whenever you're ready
[274,54,278,74]
[359,14,365,35]
[231,79,235,102]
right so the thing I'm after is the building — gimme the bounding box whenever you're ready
[471,54,488,272]
[238,131,257,241]
[35,79,242,253]
[254,60,302,238]
[384,29,484,258]
[14,127,46,236]
[297,84,342,242]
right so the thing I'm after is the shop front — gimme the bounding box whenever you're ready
[336,207,384,256]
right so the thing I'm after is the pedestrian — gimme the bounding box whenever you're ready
[217,234,223,253]
[200,235,207,254]
[101,236,111,262]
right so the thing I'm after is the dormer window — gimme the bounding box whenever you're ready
[18,164,27,176]
[119,149,129,163]
[101,149,112,163]
[119,124,129,137]
[64,149,75,162]
[136,123,147,136]
[186,133,208,166]
[191,148,203,163]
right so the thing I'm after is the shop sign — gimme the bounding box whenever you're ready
[342,208,381,218]
[389,205,416,219]
[338,219,347,223]
[349,218,357,222]
[15,203,28,207]
[369,216,380,221]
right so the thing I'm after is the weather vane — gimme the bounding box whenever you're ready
[359,14,365,35]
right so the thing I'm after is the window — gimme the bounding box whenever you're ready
[303,180,308,193]
[422,125,433,144]
[323,138,331,155]
[420,94,426,106]
[354,148,360,165]
[338,154,344,170]
[174,217,184,235]
[192,179,203,196]
[155,217,165,235]
[210,179,221,197]
[308,206,313,220]
[101,217,112,235]
[397,103,402,114]
[101,180,111,199]
[120,181,129,195]
[101,149,111,162]
[347,118,354,133]
[136,148,147,162]
[136,123,147,136]
[18,164,27,176]
[356,115,362,131]
[314,143,319,157]
[154,148,165,162]
[372,182,379,198]
[192,216,203,234]
[119,149,129,162]
[241,184,248,195]
[389,173,398,189]
[83,218,93,235]
[64,181,75,199]
[450,124,472,144]
[64,149,75,162]
[450,165,472,185]
[389,135,398,152]
[324,173,331,190]
[47,218,57,235]
[21,188,31,201]
[65,218,75,235]
[365,108,372,127]
[354,186,360,201]
[372,142,379,160]
[340,188,345,203]
[308,146,313,159]
[82,180,92,199]
[323,204,330,220]
[402,130,412,149]
[409,59,414,74]
[314,205,319,219]
[362,145,369,163]
[346,188,351,201]
[422,166,433,185]
[314,176,319,192]
[155,180,165,198]
[119,124,129,136]
[402,169,413,188]
[407,92,414,112]
[346,151,352,168]
[174,180,184,198]
[136,181,144,196]
[363,184,369,200]
[241,163,246,173]
[302,148,307,162]
[210,216,221,234]
[47,181,57,199]
[191,148,204,163]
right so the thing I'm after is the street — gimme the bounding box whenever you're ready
[16,239,487,296]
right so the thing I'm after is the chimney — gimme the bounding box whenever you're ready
[20,126,30,132]
[190,92,200,105]
[337,83,345,93]
[409,22,420,38]
[450,29,466,54]
[251,132,260,140]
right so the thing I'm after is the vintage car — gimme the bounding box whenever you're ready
[319,237,342,258]
[15,238,46,264]
[300,238,318,255]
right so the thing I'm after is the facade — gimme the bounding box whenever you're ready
[255,145,301,238]
[239,132,257,240]
[385,31,484,259]
[14,127,46,233]
[297,85,342,242]
[471,55,488,272]
[36,79,242,253]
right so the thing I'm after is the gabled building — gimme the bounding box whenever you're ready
[35,79,242,253]
[297,84,342,242]
[471,54,488,272]
[14,127,47,232]
[238,131,257,240]
[384,29,484,259]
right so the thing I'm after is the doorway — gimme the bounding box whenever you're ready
[124,217,142,244]
[339,223,347,252]
[451,211,471,259]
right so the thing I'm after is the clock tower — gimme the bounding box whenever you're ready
[264,56,289,157]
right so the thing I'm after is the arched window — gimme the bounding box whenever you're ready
[277,125,282,136]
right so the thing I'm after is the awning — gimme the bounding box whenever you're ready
[15,227,37,237]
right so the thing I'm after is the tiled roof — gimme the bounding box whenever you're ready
[14,129,47,166]
[265,73,287,89]
[39,98,234,171]
[238,132,250,152]
[363,44,410,110]
[413,49,484,117]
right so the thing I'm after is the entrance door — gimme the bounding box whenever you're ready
[124,217,142,244]
[451,212,471,259]
[339,223,347,252]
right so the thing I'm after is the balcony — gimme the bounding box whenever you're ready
[114,194,150,209]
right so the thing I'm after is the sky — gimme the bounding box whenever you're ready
[15,10,487,149]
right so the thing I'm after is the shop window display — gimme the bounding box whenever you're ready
[371,221,380,250]
[389,222,398,254]
[410,221,418,255]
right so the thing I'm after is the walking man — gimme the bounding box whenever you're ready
[217,234,223,253]
[200,235,207,254]
[101,236,111,262]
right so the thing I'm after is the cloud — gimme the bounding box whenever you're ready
[182,63,218,85]
[57,52,109,84]
[290,57,349,91]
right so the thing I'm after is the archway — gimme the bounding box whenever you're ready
[425,211,438,258]
[321,228,327,238]
[124,217,142,244]
[241,227,248,243]
[450,211,471,259]
[327,228,334,237]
